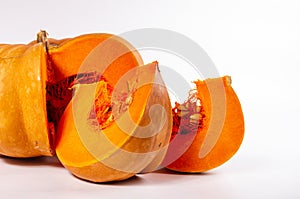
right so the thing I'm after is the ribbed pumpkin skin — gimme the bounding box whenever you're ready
[0,43,53,157]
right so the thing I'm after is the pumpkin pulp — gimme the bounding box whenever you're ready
[46,72,121,129]
[171,89,205,141]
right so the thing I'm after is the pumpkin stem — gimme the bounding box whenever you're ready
[37,30,49,52]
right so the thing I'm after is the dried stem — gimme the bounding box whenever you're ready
[37,30,49,52]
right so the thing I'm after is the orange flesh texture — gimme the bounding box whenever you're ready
[48,33,143,85]
[56,62,160,166]
[53,33,146,166]
[0,43,53,157]
[46,34,143,127]
[166,76,244,172]
[56,62,171,182]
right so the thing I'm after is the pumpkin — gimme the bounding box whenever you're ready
[0,31,144,158]
[0,32,172,182]
[0,30,244,182]
[164,76,244,172]
[56,62,172,182]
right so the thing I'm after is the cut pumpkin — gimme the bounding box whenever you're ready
[165,76,244,172]
[0,32,172,182]
[46,32,144,125]
[55,62,172,182]
[0,30,245,182]
[0,31,144,159]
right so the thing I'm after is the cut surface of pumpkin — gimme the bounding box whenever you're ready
[46,33,143,126]
[165,76,244,172]
[55,62,172,182]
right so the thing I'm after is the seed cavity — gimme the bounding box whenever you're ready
[171,89,205,140]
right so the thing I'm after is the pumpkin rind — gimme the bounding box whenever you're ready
[0,43,53,157]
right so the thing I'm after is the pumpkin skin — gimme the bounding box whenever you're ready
[0,43,53,157]
[165,76,244,172]
[55,62,172,182]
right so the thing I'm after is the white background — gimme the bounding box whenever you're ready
[1,0,300,198]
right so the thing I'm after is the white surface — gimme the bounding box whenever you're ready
[1,0,300,198]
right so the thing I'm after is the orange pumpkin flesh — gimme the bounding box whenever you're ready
[47,33,143,83]
[165,76,244,172]
[55,62,172,182]
[46,33,144,125]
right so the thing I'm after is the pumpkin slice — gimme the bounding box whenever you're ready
[56,62,172,182]
[0,43,53,157]
[165,76,244,172]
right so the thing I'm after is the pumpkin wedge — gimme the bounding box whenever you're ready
[165,76,244,172]
[55,62,172,182]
